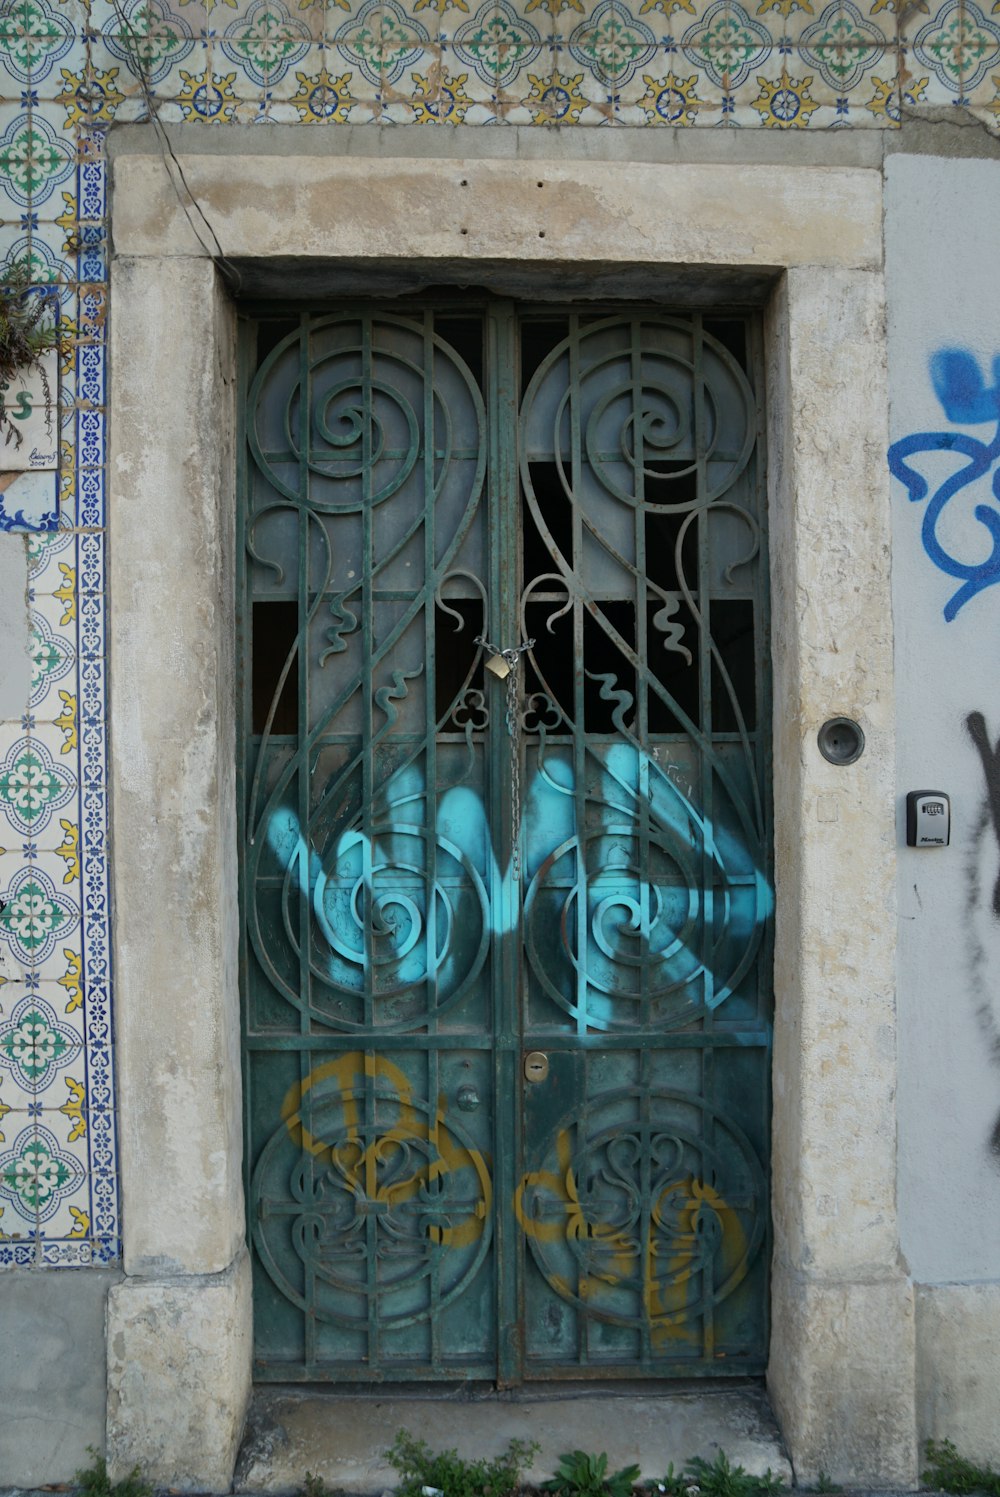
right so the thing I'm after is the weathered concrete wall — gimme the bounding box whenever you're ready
[0,1269,119,1485]
[886,150,1000,1462]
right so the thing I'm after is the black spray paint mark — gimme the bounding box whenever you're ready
[964,722,1000,1165]
[966,711,1000,917]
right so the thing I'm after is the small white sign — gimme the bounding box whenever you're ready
[0,347,60,471]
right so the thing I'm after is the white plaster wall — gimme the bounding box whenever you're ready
[886,153,1000,1285]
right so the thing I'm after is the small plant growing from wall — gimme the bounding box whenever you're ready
[0,255,59,455]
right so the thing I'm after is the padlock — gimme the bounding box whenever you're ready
[485,652,512,680]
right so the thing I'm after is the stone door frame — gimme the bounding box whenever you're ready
[105,141,915,1491]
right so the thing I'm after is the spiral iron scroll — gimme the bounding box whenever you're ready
[519,316,768,1029]
[245,314,490,1032]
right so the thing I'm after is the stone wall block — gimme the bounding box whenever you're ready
[108,255,242,1277]
[767,266,900,1279]
[106,1248,252,1491]
[768,1269,917,1488]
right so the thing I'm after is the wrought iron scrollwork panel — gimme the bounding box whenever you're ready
[244,314,491,1035]
[518,315,769,1035]
[241,304,771,1381]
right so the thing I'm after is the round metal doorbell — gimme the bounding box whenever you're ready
[818,716,865,765]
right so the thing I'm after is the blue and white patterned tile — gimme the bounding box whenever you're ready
[0,857,81,977]
[101,0,197,85]
[0,0,78,96]
[0,729,77,849]
[447,0,546,94]
[797,0,892,96]
[219,0,312,87]
[0,1236,38,1267]
[0,471,60,534]
[333,0,433,92]
[75,405,104,472]
[679,1,772,91]
[900,0,998,102]
[0,107,76,213]
[0,985,84,1096]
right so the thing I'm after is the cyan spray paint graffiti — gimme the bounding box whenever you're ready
[257,760,773,1332]
[262,749,773,1003]
[888,350,1000,620]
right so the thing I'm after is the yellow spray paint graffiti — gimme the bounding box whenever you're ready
[515,1124,749,1344]
[280,1052,491,1250]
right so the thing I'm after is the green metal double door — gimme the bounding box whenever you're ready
[239,299,772,1384]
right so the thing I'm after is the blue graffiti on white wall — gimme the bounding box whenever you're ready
[888,349,1000,621]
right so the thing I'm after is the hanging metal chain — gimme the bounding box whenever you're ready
[476,635,534,881]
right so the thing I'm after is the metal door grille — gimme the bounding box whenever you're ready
[238,302,771,1383]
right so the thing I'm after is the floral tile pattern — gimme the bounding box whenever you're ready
[0,0,995,1274]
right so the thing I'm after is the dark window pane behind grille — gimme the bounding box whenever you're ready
[710,599,756,732]
[253,600,299,735]
[524,463,573,575]
[520,320,568,399]
[255,318,299,370]
[645,509,698,593]
[435,318,485,393]
[584,603,636,733]
[435,598,485,725]
[703,318,748,374]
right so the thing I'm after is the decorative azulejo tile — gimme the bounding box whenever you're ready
[0,471,60,533]
[2,232,74,301]
[629,63,722,120]
[53,64,125,136]
[798,0,889,91]
[0,1119,86,1231]
[566,0,657,88]
[451,0,544,87]
[334,0,432,89]
[520,60,593,116]
[0,988,81,1095]
[0,734,76,841]
[220,0,311,84]
[908,0,999,97]
[171,59,240,115]
[280,57,361,115]
[0,0,75,89]
[680,1,771,88]
[0,109,75,210]
[102,0,196,84]
[29,598,77,713]
[0,861,80,968]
